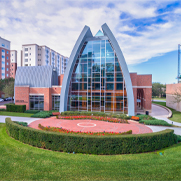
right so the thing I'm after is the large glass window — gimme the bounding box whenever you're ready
[29,95,44,110]
[52,95,60,110]
[68,39,127,113]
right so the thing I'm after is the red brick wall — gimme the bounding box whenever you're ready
[15,86,62,111]
[130,73,152,112]
[137,75,152,86]
[15,86,30,109]
[10,63,17,79]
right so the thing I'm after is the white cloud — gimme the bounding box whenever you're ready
[0,0,181,66]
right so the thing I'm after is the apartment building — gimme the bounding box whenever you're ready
[0,37,10,79]
[21,44,68,75]
[10,50,17,79]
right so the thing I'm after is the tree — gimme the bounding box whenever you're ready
[0,78,14,92]
[2,81,14,101]
[172,88,181,111]
[152,82,166,98]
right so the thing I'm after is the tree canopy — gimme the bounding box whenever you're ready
[152,82,166,97]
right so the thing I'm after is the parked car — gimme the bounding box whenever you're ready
[0,98,4,102]
[4,97,13,101]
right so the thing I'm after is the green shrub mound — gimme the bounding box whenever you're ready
[61,111,131,120]
[24,110,40,114]
[5,118,178,155]
[6,104,26,113]
[139,119,172,126]
[31,111,52,118]
[137,114,172,126]
[14,121,28,127]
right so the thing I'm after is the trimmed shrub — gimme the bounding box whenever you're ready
[6,104,26,113]
[137,114,155,120]
[5,118,178,155]
[14,121,28,127]
[61,111,131,120]
[139,119,172,126]
[24,110,40,114]
[176,135,181,142]
[0,109,6,111]
[31,111,52,118]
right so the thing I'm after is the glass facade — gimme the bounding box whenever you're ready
[52,95,60,110]
[29,95,44,110]
[68,39,128,113]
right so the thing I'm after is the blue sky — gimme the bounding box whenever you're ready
[0,0,181,84]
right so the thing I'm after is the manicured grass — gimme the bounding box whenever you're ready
[152,97,166,101]
[153,101,181,123]
[0,111,33,117]
[1,123,181,180]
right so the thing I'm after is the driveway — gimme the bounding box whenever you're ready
[0,116,42,124]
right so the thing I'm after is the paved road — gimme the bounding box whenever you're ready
[150,104,169,117]
[0,116,41,124]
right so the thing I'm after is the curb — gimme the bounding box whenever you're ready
[152,103,172,118]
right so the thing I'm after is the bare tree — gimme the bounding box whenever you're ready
[172,88,181,110]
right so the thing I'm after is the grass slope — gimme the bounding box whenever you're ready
[153,102,181,123]
[0,123,181,180]
[0,111,33,117]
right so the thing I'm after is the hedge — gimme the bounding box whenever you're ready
[6,104,26,113]
[61,111,131,120]
[31,111,52,118]
[5,118,178,155]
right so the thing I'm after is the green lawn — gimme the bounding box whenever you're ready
[0,111,33,117]
[1,123,181,180]
[152,101,181,123]
[152,97,166,101]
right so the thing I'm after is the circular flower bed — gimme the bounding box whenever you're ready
[57,115,128,123]
[38,124,132,136]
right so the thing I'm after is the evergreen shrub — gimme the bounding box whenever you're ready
[6,104,26,113]
[5,118,178,155]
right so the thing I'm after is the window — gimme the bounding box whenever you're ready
[25,64,28,66]
[29,58,31,60]
[2,67,5,70]
[12,69,13,71]
[25,59,28,62]
[7,62,8,65]
[2,44,5,47]
[25,53,28,57]
[12,64,13,67]
[30,95,44,110]
[29,64,31,66]
[2,55,5,58]
[7,56,8,60]
[12,73,13,75]
[7,68,8,71]
[25,48,28,51]
[12,54,13,56]
[7,74,9,77]
[30,48,31,50]
[7,51,9,54]
[2,61,5,64]
[2,49,5,53]
[52,95,60,110]
[2,73,5,76]
[30,53,31,55]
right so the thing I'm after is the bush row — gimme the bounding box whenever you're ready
[14,121,28,127]
[61,111,131,120]
[6,104,26,113]
[6,118,178,155]
[31,111,52,118]
[139,119,172,126]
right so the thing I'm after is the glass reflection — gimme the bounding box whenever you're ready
[68,39,127,113]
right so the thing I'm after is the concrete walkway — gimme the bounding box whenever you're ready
[0,115,42,124]
[148,104,181,135]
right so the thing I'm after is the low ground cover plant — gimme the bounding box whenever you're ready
[31,111,52,118]
[139,119,172,126]
[136,114,172,126]
[58,115,128,123]
[38,124,132,136]
[14,121,28,127]
[24,110,40,114]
